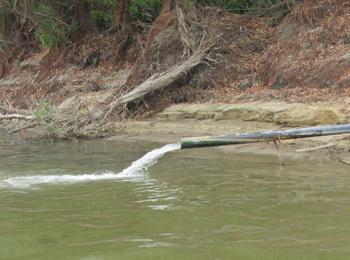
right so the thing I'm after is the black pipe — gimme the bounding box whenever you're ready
[180,124,350,149]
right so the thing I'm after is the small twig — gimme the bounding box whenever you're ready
[22,0,28,28]
[12,0,18,12]
[295,143,336,153]
[0,39,14,44]
[31,11,69,27]
[29,21,40,33]
[273,138,284,168]
[8,122,38,134]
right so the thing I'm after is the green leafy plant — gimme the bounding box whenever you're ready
[34,3,65,47]
[34,100,54,121]
[189,0,299,14]
[87,0,116,29]
[129,0,162,23]
[34,99,69,138]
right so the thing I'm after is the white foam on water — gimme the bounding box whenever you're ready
[2,143,180,189]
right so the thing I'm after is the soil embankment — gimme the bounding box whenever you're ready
[0,1,349,163]
[1,1,350,109]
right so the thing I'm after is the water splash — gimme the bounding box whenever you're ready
[2,143,180,189]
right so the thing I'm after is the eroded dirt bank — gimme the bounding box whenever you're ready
[1,1,350,111]
[107,101,350,165]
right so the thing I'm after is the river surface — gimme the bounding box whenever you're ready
[1,130,350,259]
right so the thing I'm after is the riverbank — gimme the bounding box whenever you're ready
[0,1,349,165]
[104,101,350,166]
[1,100,349,165]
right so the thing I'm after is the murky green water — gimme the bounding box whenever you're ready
[1,130,350,260]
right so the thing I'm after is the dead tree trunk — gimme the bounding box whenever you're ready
[0,14,5,43]
[115,0,131,32]
[74,0,97,33]
[112,0,132,64]
[161,0,175,15]
[0,12,13,78]
[144,0,175,48]
[128,0,176,83]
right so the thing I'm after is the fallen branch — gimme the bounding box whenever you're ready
[0,39,14,45]
[0,114,35,120]
[0,105,32,115]
[104,4,219,120]
[295,143,336,153]
[104,47,210,119]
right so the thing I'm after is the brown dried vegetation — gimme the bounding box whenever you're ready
[258,0,350,94]
[0,0,349,116]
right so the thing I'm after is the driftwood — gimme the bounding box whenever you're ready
[0,113,35,120]
[180,124,350,149]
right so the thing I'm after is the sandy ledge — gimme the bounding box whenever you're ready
[107,102,350,164]
[108,120,350,165]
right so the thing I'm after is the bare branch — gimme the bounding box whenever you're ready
[0,39,14,44]
[0,114,35,120]
[8,122,38,134]
[295,143,336,153]
[31,11,69,27]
